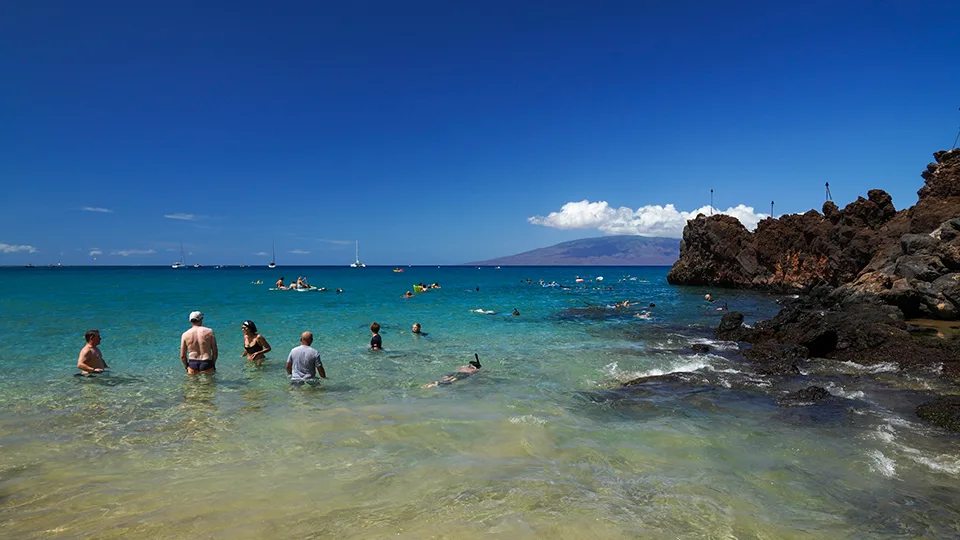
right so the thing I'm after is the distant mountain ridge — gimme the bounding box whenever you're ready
[466,236,680,266]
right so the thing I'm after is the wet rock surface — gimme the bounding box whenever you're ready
[661,149,960,431]
[779,385,831,406]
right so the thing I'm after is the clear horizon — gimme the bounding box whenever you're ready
[3,1,958,265]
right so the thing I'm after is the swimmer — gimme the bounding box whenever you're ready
[412,322,425,335]
[336,288,343,293]
[240,320,271,366]
[180,311,218,375]
[77,329,108,374]
[716,302,729,311]
[512,308,520,316]
[649,302,656,308]
[705,293,714,302]
[370,322,382,350]
[403,290,413,298]
[635,311,652,320]
[422,354,482,388]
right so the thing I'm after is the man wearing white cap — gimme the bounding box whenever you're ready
[180,311,218,375]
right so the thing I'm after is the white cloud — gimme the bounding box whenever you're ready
[89,249,103,256]
[112,249,156,256]
[0,243,37,254]
[527,200,768,238]
[254,252,269,256]
[164,213,199,221]
[82,206,113,213]
[290,249,310,254]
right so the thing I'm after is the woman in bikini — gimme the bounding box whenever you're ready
[240,320,272,366]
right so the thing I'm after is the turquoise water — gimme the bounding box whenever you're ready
[1,266,959,538]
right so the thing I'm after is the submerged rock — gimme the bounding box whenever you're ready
[916,397,960,432]
[691,343,712,353]
[778,386,831,406]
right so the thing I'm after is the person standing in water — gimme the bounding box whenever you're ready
[180,311,218,375]
[369,322,382,350]
[240,320,271,366]
[286,331,326,384]
[77,329,108,375]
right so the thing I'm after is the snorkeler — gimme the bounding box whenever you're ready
[422,354,482,388]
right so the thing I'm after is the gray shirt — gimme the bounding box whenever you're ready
[287,345,322,381]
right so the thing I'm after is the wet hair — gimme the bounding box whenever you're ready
[242,320,258,333]
[469,353,481,369]
[370,322,380,333]
[84,329,100,343]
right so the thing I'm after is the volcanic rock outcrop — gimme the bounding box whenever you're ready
[666,149,960,431]
[668,148,960,320]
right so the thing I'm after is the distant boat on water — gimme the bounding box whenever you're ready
[350,240,365,268]
[393,267,404,273]
[268,242,277,269]
[172,242,186,269]
[193,263,202,268]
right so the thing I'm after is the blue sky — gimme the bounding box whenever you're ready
[2,1,958,265]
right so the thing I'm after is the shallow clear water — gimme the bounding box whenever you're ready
[1,266,958,538]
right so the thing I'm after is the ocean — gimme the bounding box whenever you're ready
[1,265,958,538]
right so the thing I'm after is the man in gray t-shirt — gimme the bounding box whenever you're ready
[286,331,327,383]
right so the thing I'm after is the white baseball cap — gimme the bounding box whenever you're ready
[189,311,204,322]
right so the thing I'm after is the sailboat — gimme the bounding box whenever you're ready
[350,240,365,268]
[172,242,186,269]
[268,242,277,269]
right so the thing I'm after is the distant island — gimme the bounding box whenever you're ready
[465,235,679,266]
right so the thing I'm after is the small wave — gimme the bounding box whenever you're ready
[470,309,495,314]
[838,361,899,373]
[905,452,960,476]
[867,449,897,478]
[509,415,547,426]
[603,358,713,382]
[824,382,865,400]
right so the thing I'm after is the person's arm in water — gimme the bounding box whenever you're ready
[77,348,103,373]
[316,356,327,378]
[249,335,271,361]
[180,333,188,370]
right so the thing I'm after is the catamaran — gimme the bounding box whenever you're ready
[172,242,186,269]
[268,242,277,269]
[350,240,365,268]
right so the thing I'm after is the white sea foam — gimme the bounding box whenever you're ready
[603,358,713,382]
[867,449,897,478]
[470,309,495,314]
[838,361,899,373]
[509,415,547,426]
[824,382,866,400]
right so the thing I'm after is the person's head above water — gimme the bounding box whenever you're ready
[189,311,204,325]
[300,331,313,345]
[469,353,482,369]
[370,322,380,334]
[241,320,258,334]
[84,329,100,344]
[412,322,421,333]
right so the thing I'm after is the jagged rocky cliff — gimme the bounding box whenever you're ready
[668,148,960,320]
[662,149,960,431]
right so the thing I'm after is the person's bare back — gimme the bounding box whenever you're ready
[180,311,218,374]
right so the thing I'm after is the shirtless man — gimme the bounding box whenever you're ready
[77,329,108,375]
[180,311,218,375]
